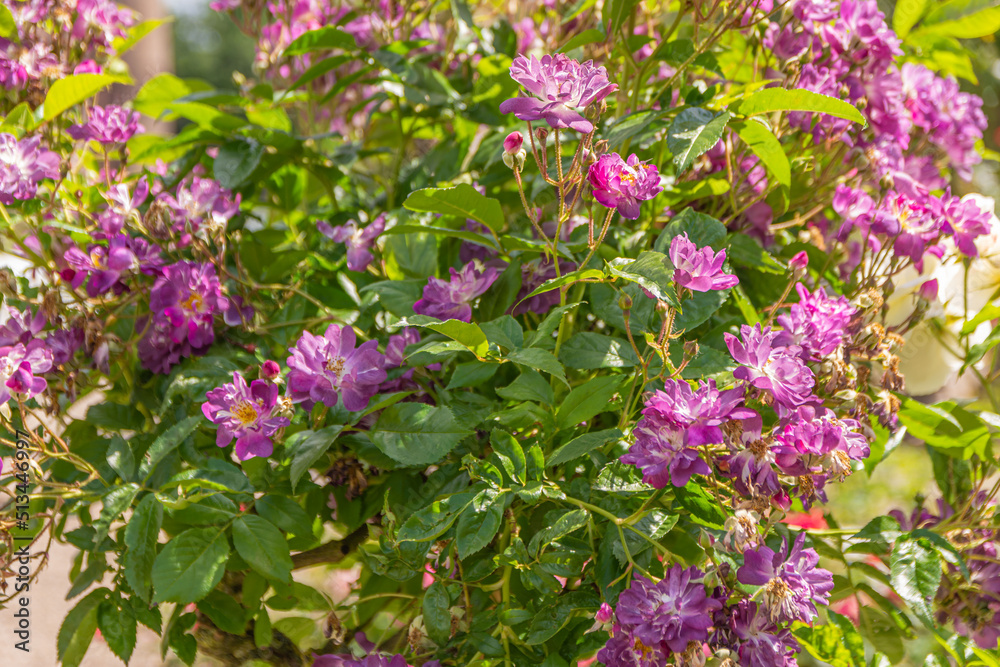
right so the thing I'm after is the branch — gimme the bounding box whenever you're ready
[291,525,369,570]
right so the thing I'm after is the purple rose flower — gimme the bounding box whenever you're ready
[67,105,143,144]
[313,632,413,667]
[64,236,139,297]
[138,261,228,373]
[596,625,669,667]
[287,324,387,411]
[48,326,85,366]
[0,306,46,347]
[414,261,499,323]
[669,233,739,292]
[724,324,816,410]
[158,174,241,240]
[588,152,663,220]
[0,340,53,405]
[944,194,993,257]
[98,178,149,236]
[727,600,800,667]
[614,566,722,653]
[514,258,574,316]
[202,372,290,460]
[622,379,755,488]
[499,54,617,134]
[0,133,59,204]
[771,409,870,479]
[737,533,834,623]
[319,214,386,272]
[775,283,855,361]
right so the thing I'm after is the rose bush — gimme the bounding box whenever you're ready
[3,0,1000,665]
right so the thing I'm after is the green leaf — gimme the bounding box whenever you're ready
[507,347,567,384]
[548,428,622,467]
[921,0,1000,38]
[853,516,902,550]
[517,268,604,302]
[403,183,505,233]
[731,118,791,189]
[594,460,649,493]
[256,496,314,539]
[456,489,507,558]
[897,399,990,458]
[558,27,607,52]
[44,73,131,121]
[890,537,943,622]
[527,509,589,556]
[0,5,17,41]
[214,138,263,189]
[151,527,230,604]
[283,26,357,55]
[106,436,136,481]
[727,234,785,274]
[98,599,138,664]
[398,490,477,542]
[92,483,140,547]
[606,251,677,305]
[255,607,272,648]
[198,590,247,635]
[556,375,624,430]
[398,315,489,358]
[734,87,866,126]
[497,368,554,404]
[423,582,452,645]
[603,0,639,34]
[58,588,109,667]
[559,332,639,369]
[894,0,929,36]
[668,108,732,173]
[124,494,163,603]
[490,429,527,483]
[793,617,862,667]
[140,415,202,480]
[478,258,523,321]
[285,425,344,491]
[113,18,171,55]
[613,509,679,564]
[655,208,728,253]
[525,590,601,644]
[674,483,727,528]
[604,109,668,149]
[371,403,472,466]
[233,515,294,584]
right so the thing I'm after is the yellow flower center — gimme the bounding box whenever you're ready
[232,401,258,426]
[181,293,204,313]
[324,356,346,377]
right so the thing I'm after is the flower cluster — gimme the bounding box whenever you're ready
[0,133,59,204]
[597,566,721,665]
[138,261,230,373]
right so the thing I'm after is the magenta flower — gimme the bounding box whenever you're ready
[737,533,834,623]
[98,178,149,236]
[669,233,739,292]
[775,283,855,361]
[514,258,574,316]
[944,194,992,257]
[0,340,53,405]
[621,379,754,488]
[313,632,415,667]
[319,214,386,272]
[67,105,143,144]
[64,236,138,297]
[725,324,816,410]
[726,601,800,667]
[48,326,85,366]
[613,566,722,653]
[588,152,663,220]
[0,307,46,347]
[499,54,617,134]
[139,261,228,373]
[202,372,290,460]
[158,174,241,239]
[771,409,869,478]
[0,133,59,204]
[287,324,387,411]
[414,261,499,322]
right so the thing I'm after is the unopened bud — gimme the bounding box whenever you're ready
[618,293,633,310]
[595,602,613,624]
[260,360,281,380]
[0,267,16,297]
[789,250,808,275]
[503,131,523,155]
[918,279,938,302]
[535,127,548,144]
[683,339,699,360]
